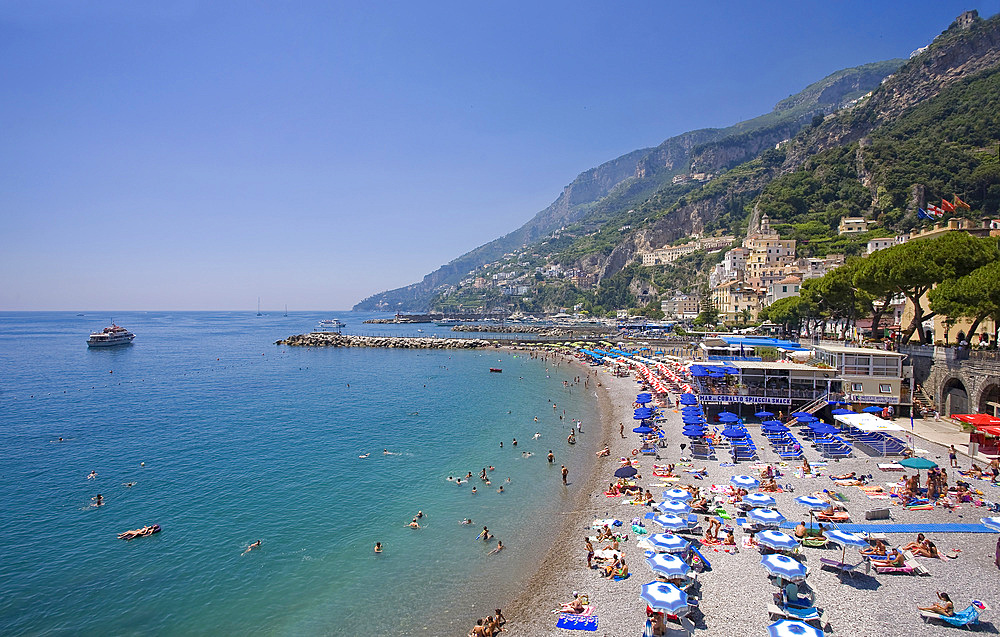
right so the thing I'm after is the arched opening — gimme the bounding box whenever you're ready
[978,383,1000,417]
[942,377,969,416]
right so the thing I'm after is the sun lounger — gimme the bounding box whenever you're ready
[816,512,850,523]
[819,557,868,577]
[919,603,983,629]
[767,602,828,628]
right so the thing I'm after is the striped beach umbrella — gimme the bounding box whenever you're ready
[756,529,798,551]
[731,475,760,488]
[644,533,690,554]
[794,495,828,510]
[767,619,823,637]
[826,529,869,570]
[661,488,693,502]
[651,514,690,532]
[640,581,689,615]
[981,517,1000,532]
[760,553,807,581]
[645,552,692,579]
[744,492,776,508]
[655,500,692,515]
[748,508,786,526]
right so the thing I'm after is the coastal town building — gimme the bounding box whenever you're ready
[766,275,801,306]
[813,344,908,405]
[712,280,763,322]
[639,235,735,266]
[837,217,869,234]
[661,293,700,320]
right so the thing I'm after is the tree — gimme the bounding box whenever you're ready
[853,233,998,343]
[694,290,719,327]
[929,260,1000,341]
[800,261,875,337]
[759,295,814,337]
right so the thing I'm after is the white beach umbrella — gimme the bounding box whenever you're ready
[981,517,1000,532]
[747,508,786,527]
[655,500,692,515]
[756,529,798,551]
[643,533,690,554]
[744,492,776,507]
[731,475,760,488]
[645,552,692,578]
[767,619,823,637]
[760,553,808,581]
[662,488,693,502]
[640,581,689,615]
[651,514,690,532]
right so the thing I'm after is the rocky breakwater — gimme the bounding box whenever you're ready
[275,332,492,349]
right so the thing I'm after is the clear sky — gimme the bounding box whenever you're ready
[2,1,997,311]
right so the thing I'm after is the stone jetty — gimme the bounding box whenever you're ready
[275,332,492,349]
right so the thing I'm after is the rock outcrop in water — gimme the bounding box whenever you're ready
[275,333,492,349]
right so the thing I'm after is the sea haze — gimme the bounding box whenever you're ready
[0,312,599,636]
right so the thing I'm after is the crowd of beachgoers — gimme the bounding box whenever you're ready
[494,348,1000,637]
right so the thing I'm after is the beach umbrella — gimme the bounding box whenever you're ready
[680,393,698,405]
[682,425,707,433]
[862,406,884,414]
[755,411,774,418]
[655,500,692,515]
[826,529,868,572]
[810,424,840,435]
[637,393,652,403]
[640,581,689,615]
[662,488,693,502]
[651,514,690,532]
[633,426,654,434]
[614,466,638,478]
[767,619,823,637]
[830,408,853,415]
[980,517,1000,532]
[643,533,690,554]
[760,553,807,581]
[757,529,798,551]
[827,400,850,406]
[790,412,813,419]
[718,413,740,423]
[645,553,692,579]
[717,411,739,419]
[796,415,818,423]
[683,430,707,439]
[682,415,706,423]
[899,457,937,470]
[635,407,654,417]
[721,427,747,438]
[748,508,786,526]
[731,475,760,488]
[762,423,790,433]
[681,409,703,417]
[744,492,776,507]
[794,495,828,510]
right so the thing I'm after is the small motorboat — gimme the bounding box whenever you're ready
[489,368,502,373]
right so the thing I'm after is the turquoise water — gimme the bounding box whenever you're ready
[0,312,598,636]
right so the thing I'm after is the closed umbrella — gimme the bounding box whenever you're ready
[757,529,798,551]
[640,581,689,615]
[644,533,690,554]
[748,508,786,526]
[731,475,759,488]
[760,553,807,581]
[767,619,823,637]
[661,488,693,502]
[645,552,692,579]
[744,492,776,507]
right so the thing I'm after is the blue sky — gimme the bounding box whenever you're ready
[2,1,997,311]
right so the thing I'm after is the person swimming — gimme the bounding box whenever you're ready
[242,540,261,555]
[359,453,370,459]
[533,433,541,439]
[91,494,104,507]
[374,542,383,553]
[87,470,97,479]
[461,518,473,525]
[123,482,136,488]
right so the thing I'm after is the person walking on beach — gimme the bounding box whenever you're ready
[585,538,594,568]
[949,445,959,468]
[561,465,568,485]
[620,422,625,438]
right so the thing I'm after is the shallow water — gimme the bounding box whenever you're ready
[0,312,598,635]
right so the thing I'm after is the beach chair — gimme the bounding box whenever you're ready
[919,602,984,629]
[874,559,925,575]
[819,557,868,577]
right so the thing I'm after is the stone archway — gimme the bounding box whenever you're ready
[978,382,1000,417]
[941,377,969,416]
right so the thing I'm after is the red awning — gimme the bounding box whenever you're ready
[953,413,1000,426]
[979,426,1000,437]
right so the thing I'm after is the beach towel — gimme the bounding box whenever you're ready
[556,611,597,630]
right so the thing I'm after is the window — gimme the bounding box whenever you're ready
[879,383,892,394]
[782,286,787,293]
[851,382,864,392]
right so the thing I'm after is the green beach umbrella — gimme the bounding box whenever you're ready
[899,457,937,470]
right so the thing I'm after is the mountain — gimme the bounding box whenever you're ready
[353,58,904,312]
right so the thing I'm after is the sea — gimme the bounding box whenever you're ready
[0,311,600,636]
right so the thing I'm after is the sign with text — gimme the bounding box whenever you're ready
[698,395,792,405]
[846,395,898,405]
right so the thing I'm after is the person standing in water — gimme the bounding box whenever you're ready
[561,465,568,485]
[547,450,554,463]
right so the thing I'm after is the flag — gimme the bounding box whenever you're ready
[927,203,945,218]
[954,195,971,210]
[917,208,930,220]
[941,199,956,212]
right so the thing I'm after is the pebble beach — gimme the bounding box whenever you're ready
[499,351,1000,637]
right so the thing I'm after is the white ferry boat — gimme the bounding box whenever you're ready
[318,319,346,329]
[87,323,135,347]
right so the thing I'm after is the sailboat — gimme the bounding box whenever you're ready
[284,304,288,317]
[257,298,262,317]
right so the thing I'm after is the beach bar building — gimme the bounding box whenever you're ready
[691,360,840,409]
[812,345,908,407]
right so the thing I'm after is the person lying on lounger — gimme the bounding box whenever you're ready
[760,478,779,492]
[860,539,887,557]
[830,471,856,480]
[871,550,905,569]
[918,591,954,616]
[901,534,926,552]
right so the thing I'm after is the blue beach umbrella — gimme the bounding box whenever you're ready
[721,427,747,438]
[682,425,706,432]
[682,415,705,422]
[810,425,839,435]
[790,412,813,419]
[651,514,689,532]
[718,413,740,423]
[862,406,884,414]
[681,409,703,418]
[760,553,807,581]
[645,533,690,554]
[980,517,1000,532]
[796,415,818,423]
[762,423,789,433]
[680,393,698,405]
[795,495,828,510]
[767,619,823,637]
[637,393,652,402]
[645,553,692,579]
[757,529,798,551]
[761,420,784,427]
[748,508,786,526]
[662,488,693,502]
[683,430,707,439]
[827,400,850,406]
[830,408,853,416]
[655,500,692,515]
[635,407,654,417]
[744,492,776,507]
[640,581,689,615]
[614,466,638,479]
[755,411,774,418]
[731,475,760,488]
[633,426,654,434]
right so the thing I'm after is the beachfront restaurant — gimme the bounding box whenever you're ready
[698,335,810,361]
[812,344,907,407]
[690,360,840,411]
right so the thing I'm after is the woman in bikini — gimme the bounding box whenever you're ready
[918,591,955,616]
